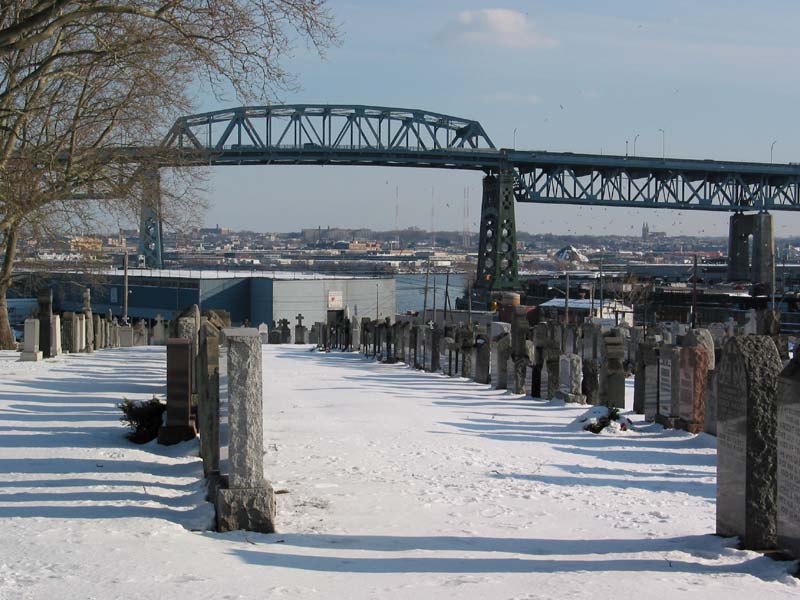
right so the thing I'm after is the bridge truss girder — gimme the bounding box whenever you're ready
[512,161,800,211]
[162,105,496,154]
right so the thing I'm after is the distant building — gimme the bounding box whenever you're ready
[69,236,103,253]
[14,269,396,328]
[642,222,666,241]
[538,298,634,326]
[302,227,374,244]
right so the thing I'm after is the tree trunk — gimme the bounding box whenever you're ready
[0,224,19,350]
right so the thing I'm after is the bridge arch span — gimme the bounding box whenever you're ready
[162,104,496,155]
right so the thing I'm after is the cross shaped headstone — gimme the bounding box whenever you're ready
[296,313,304,327]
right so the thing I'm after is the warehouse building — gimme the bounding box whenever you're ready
[14,269,396,327]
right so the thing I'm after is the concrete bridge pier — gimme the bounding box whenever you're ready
[474,172,520,299]
[727,211,774,291]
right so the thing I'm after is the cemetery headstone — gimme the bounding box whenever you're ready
[20,318,42,361]
[656,345,681,428]
[677,344,709,433]
[93,314,102,351]
[51,315,62,356]
[157,338,197,445]
[555,353,585,403]
[474,329,491,384]
[83,288,94,353]
[294,313,308,344]
[76,314,85,351]
[216,329,276,533]
[599,331,626,408]
[430,325,442,372]
[641,341,660,421]
[777,350,800,558]
[152,314,168,345]
[198,320,221,478]
[279,319,291,344]
[460,326,475,378]
[132,319,148,346]
[716,335,782,550]
[268,328,282,344]
[37,290,53,358]
[544,345,560,399]
[494,333,511,389]
[677,329,715,433]
[119,325,133,347]
[61,312,75,354]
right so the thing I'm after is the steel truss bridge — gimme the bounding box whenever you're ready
[138,104,800,289]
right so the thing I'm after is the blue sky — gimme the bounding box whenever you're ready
[200,1,800,237]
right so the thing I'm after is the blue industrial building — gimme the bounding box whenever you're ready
[14,269,396,327]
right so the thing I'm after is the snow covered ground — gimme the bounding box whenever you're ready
[0,345,797,599]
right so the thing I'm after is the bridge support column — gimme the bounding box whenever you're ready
[475,172,520,294]
[728,212,751,282]
[138,166,164,269]
[727,211,774,291]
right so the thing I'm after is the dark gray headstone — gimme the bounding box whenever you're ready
[474,333,491,384]
[716,335,782,550]
[158,338,197,445]
[37,290,53,358]
[599,331,625,408]
[777,351,800,558]
[198,319,220,477]
[656,345,681,428]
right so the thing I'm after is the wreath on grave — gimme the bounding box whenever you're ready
[582,407,634,434]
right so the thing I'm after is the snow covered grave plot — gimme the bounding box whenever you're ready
[0,345,798,599]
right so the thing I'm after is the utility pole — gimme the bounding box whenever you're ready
[430,187,436,252]
[421,259,431,325]
[395,185,400,249]
[467,278,472,326]
[599,259,604,322]
[421,259,431,368]
[432,277,437,326]
[122,253,129,324]
[691,254,698,328]
[444,270,450,325]
[772,237,777,311]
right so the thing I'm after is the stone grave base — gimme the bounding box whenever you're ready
[655,414,679,429]
[20,351,42,362]
[555,391,587,404]
[216,486,276,533]
[675,418,704,434]
[205,471,228,502]
[157,423,197,446]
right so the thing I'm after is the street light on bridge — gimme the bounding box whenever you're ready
[633,133,640,157]
[771,139,778,163]
[658,128,665,159]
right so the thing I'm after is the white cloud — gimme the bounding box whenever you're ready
[482,92,541,105]
[439,9,557,49]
